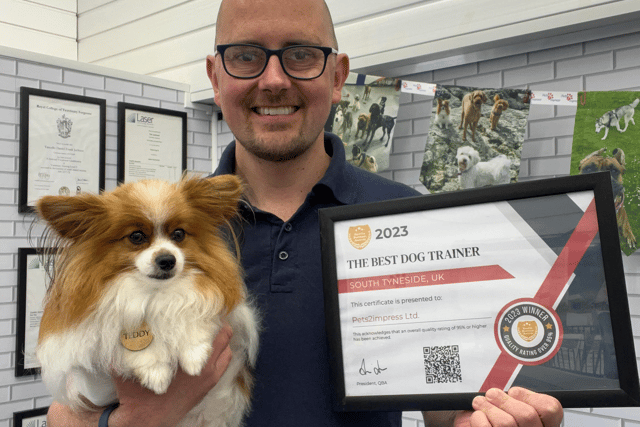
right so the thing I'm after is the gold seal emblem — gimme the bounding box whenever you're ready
[348,225,371,250]
[517,320,538,342]
[120,322,154,351]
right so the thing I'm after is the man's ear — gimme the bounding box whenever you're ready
[206,55,222,108]
[332,53,350,104]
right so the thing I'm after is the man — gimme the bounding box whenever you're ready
[47,0,564,426]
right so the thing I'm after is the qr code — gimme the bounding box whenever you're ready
[423,345,462,384]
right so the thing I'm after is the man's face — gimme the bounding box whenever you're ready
[207,0,348,162]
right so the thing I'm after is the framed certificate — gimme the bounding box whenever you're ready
[117,103,187,183]
[19,87,106,213]
[15,248,52,377]
[320,172,640,411]
[13,407,48,427]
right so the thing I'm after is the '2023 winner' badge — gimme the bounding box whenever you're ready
[495,299,563,365]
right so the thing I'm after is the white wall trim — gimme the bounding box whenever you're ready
[0,45,190,93]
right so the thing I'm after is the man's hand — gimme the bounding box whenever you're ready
[455,387,563,427]
[423,387,563,427]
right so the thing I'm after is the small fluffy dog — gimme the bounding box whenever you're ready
[35,175,259,427]
[459,90,488,142]
[351,94,361,113]
[490,95,509,130]
[434,98,452,129]
[595,98,639,140]
[456,146,511,189]
[349,145,378,173]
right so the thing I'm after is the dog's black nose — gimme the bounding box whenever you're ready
[156,254,176,271]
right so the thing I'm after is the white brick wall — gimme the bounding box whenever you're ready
[0,54,214,426]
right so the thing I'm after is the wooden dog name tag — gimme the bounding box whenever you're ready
[120,322,154,351]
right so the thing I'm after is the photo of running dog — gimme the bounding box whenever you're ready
[595,98,639,140]
[571,91,640,255]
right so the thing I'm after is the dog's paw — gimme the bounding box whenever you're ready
[180,343,212,376]
[136,363,174,394]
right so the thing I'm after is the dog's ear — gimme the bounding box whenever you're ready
[481,92,488,103]
[494,94,501,102]
[612,148,626,167]
[36,193,107,241]
[470,149,481,163]
[183,175,243,224]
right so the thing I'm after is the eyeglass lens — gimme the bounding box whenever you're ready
[223,46,328,79]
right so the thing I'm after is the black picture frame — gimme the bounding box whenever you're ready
[13,406,48,427]
[15,248,52,377]
[319,172,640,411]
[117,102,187,183]
[18,87,106,213]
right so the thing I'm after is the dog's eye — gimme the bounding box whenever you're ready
[129,231,147,245]
[171,229,186,242]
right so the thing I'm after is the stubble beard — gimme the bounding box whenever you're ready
[238,125,322,162]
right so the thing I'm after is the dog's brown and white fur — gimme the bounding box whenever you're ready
[434,98,452,129]
[490,95,509,130]
[459,90,487,142]
[35,175,259,427]
[456,146,511,189]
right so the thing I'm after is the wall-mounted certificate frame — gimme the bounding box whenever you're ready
[13,407,48,427]
[117,102,187,183]
[15,248,52,377]
[18,87,106,213]
[320,172,640,411]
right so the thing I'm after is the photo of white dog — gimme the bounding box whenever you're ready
[456,146,511,189]
[595,98,639,140]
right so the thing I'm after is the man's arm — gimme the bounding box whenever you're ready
[47,325,234,427]
[423,387,563,427]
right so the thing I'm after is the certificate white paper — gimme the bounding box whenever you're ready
[16,248,51,376]
[120,105,186,183]
[27,97,101,199]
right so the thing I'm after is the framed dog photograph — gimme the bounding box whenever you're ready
[15,248,52,377]
[571,90,640,255]
[18,87,106,213]
[325,72,402,173]
[117,102,187,184]
[13,407,48,427]
[320,172,639,411]
[420,85,530,194]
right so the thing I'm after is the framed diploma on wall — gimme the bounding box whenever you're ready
[15,248,52,377]
[13,407,48,427]
[117,103,187,183]
[18,87,106,213]
[320,172,640,411]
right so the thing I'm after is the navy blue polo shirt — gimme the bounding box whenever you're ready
[213,133,420,427]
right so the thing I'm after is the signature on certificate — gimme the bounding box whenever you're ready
[359,358,387,376]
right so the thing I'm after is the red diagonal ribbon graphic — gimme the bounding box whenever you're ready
[480,198,599,392]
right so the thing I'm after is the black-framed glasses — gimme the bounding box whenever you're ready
[215,44,338,80]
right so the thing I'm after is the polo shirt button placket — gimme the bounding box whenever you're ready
[278,251,289,261]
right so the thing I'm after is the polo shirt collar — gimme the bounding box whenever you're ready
[213,132,359,206]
